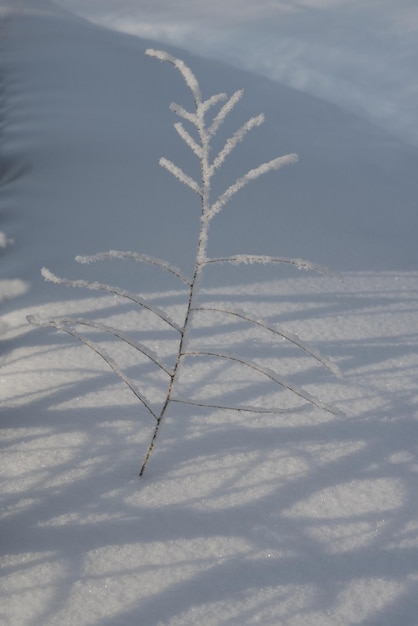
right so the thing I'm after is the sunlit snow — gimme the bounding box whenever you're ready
[1,1,418,624]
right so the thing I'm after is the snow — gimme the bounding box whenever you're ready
[51,0,418,148]
[1,0,418,624]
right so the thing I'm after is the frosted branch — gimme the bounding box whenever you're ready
[146,48,202,104]
[209,153,298,219]
[209,114,265,175]
[76,250,191,285]
[208,89,243,136]
[41,267,182,331]
[171,397,309,414]
[192,306,341,377]
[183,350,343,416]
[201,93,228,115]
[174,122,203,158]
[27,316,158,420]
[159,157,202,196]
[169,102,197,125]
[47,316,173,375]
[201,254,338,278]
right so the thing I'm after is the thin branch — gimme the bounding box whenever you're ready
[76,250,191,286]
[208,89,243,136]
[209,114,265,175]
[170,397,311,414]
[192,306,341,377]
[208,153,298,219]
[27,316,158,420]
[159,157,202,196]
[146,48,202,104]
[174,122,203,159]
[201,92,228,116]
[41,267,182,332]
[182,350,344,416]
[47,316,173,376]
[169,102,197,125]
[201,254,338,278]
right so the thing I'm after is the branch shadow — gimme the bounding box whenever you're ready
[2,271,418,624]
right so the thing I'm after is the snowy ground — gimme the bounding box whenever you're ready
[1,1,418,625]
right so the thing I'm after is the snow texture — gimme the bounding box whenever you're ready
[1,1,418,625]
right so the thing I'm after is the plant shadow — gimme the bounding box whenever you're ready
[2,271,418,624]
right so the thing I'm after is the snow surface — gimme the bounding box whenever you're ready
[1,1,418,624]
[52,0,418,148]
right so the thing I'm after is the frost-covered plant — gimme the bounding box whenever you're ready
[28,49,342,477]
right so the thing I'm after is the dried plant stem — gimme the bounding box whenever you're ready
[138,49,317,476]
[30,49,342,479]
[139,287,194,476]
